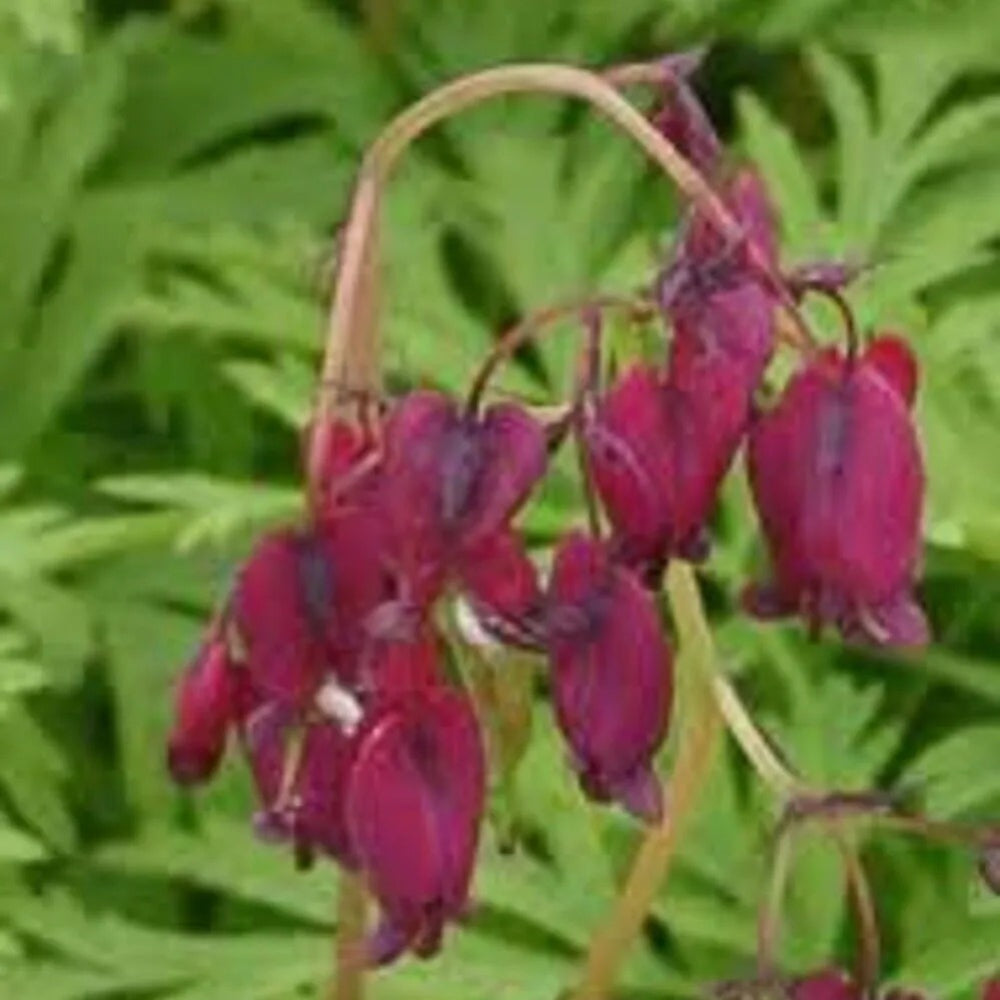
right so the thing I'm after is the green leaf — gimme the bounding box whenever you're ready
[94,818,334,926]
[0,703,75,852]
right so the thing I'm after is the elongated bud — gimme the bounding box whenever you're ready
[167,634,239,785]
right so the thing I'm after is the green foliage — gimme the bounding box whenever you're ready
[3,0,1000,997]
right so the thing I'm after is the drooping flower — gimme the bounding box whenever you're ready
[664,168,779,384]
[243,632,445,871]
[545,532,673,821]
[580,364,675,578]
[166,627,241,785]
[346,685,486,965]
[978,835,1000,895]
[744,335,929,647]
[231,523,391,707]
[243,701,360,869]
[378,390,547,608]
[582,361,752,579]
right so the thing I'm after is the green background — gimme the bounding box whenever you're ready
[1,0,1000,997]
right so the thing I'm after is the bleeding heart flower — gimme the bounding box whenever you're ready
[978,835,1000,895]
[232,523,391,708]
[545,532,673,822]
[346,685,486,965]
[581,364,675,578]
[378,390,547,608]
[582,362,750,578]
[309,415,380,521]
[664,168,779,384]
[166,629,240,785]
[243,702,360,869]
[243,632,445,873]
[744,336,928,647]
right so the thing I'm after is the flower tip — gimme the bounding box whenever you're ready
[165,740,217,786]
[367,917,410,968]
[865,334,919,407]
[612,766,664,824]
[854,593,930,650]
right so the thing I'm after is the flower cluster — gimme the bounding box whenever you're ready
[166,56,932,970]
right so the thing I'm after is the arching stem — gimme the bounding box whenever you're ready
[309,61,818,499]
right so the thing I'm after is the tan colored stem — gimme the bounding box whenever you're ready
[757,824,797,976]
[834,829,881,996]
[571,563,723,1000]
[330,871,368,1000]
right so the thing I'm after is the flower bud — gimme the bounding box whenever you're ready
[167,633,239,785]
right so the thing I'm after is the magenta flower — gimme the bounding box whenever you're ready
[378,391,547,608]
[545,532,673,822]
[582,365,675,576]
[166,628,240,785]
[664,168,779,383]
[582,361,752,577]
[243,702,359,869]
[346,685,486,965]
[745,336,929,647]
[242,631,446,869]
[232,523,391,707]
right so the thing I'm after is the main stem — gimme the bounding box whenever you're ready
[571,563,723,1000]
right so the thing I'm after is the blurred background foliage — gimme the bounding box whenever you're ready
[1,0,1000,997]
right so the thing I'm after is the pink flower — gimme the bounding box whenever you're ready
[346,685,486,965]
[545,532,673,822]
[745,336,929,647]
[664,168,779,385]
[582,361,750,578]
[377,390,546,609]
[581,365,675,577]
[232,523,391,708]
